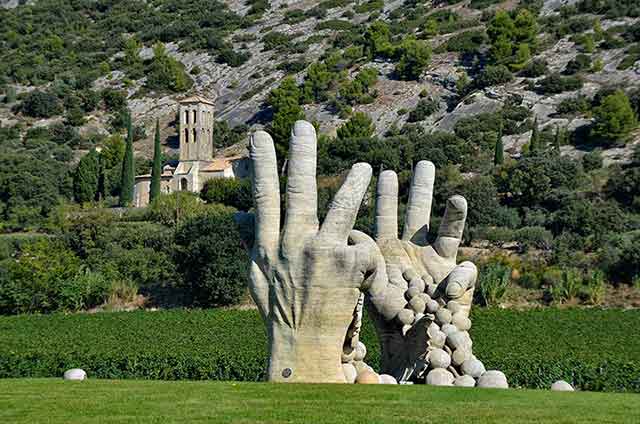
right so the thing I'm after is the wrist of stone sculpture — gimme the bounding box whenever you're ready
[266,286,362,383]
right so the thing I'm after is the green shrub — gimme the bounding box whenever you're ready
[548,268,583,303]
[520,59,549,78]
[582,149,603,171]
[477,263,511,306]
[583,270,606,305]
[474,65,514,89]
[174,206,249,307]
[535,74,583,94]
[557,95,591,115]
[1,308,639,392]
[200,178,252,211]
[146,44,193,93]
[20,90,63,118]
[407,98,439,122]
[436,30,488,54]
[316,19,354,31]
[262,32,290,51]
[217,48,251,67]
[590,90,638,145]
[145,192,210,227]
[564,54,592,75]
[0,239,81,314]
[515,226,553,251]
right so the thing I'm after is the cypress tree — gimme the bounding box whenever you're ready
[119,111,135,206]
[150,118,162,202]
[494,128,504,166]
[553,126,562,155]
[73,149,100,203]
[529,117,539,153]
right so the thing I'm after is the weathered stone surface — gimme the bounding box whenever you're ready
[63,369,87,381]
[478,370,509,389]
[461,358,486,378]
[342,363,357,384]
[356,370,381,384]
[246,122,386,383]
[379,374,398,385]
[426,368,454,386]
[551,380,575,392]
[354,341,367,362]
[427,349,451,369]
[244,139,508,385]
[454,375,476,387]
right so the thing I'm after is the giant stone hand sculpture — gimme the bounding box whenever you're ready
[244,121,506,387]
[246,121,388,383]
[367,161,507,388]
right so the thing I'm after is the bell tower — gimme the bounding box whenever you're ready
[179,95,215,162]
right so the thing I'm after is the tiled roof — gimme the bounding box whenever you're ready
[179,95,215,106]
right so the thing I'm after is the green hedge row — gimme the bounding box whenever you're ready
[1,308,639,392]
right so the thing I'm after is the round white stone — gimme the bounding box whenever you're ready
[397,309,415,325]
[452,313,472,331]
[426,299,440,313]
[435,308,452,325]
[409,296,426,314]
[452,348,472,366]
[478,370,509,389]
[441,323,457,335]
[447,331,471,351]
[379,374,398,384]
[461,358,486,378]
[354,341,367,362]
[551,380,574,391]
[342,363,358,384]
[428,348,451,369]
[454,375,476,387]
[426,368,454,386]
[406,286,421,300]
[63,368,87,381]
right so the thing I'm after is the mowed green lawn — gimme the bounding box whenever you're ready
[1,379,639,423]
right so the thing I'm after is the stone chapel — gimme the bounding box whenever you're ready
[133,96,249,207]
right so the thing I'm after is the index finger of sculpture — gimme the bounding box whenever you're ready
[319,162,372,242]
[250,130,281,257]
[375,170,399,240]
[283,121,319,249]
[433,195,467,259]
[402,161,435,245]
[349,230,407,320]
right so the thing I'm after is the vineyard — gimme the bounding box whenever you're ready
[1,308,639,392]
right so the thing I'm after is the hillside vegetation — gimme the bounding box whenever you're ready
[1,0,640,311]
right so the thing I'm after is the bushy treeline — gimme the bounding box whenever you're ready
[1,308,638,392]
[0,195,248,314]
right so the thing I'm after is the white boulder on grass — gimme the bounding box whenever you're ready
[477,370,509,389]
[551,380,575,391]
[63,369,87,381]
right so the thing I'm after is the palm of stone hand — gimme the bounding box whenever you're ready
[369,161,479,384]
[246,121,384,383]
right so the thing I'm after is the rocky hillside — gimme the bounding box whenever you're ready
[1,0,639,163]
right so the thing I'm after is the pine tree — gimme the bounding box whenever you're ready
[150,119,162,203]
[119,111,135,206]
[494,128,504,166]
[529,117,540,153]
[73,149,100,203]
